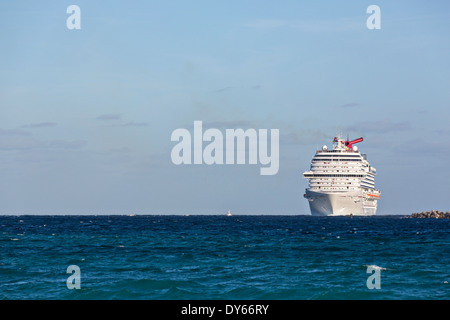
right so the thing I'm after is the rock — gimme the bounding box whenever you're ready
[409,210,450,219]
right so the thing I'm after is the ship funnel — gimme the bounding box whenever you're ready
[345,137,363,150]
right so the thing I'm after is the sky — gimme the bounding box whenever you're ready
[0,1,449,215]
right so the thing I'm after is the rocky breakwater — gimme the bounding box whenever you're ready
[410,210,450,219]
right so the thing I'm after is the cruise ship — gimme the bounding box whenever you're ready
[303,136,380,216]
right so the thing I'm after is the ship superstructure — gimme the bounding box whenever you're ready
[303,136,380,216]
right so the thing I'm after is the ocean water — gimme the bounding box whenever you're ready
[0,215,448,300]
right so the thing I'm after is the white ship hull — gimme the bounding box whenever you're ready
[305,189,377,216]
[303,135,380,216]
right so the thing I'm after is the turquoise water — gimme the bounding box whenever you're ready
[0,215,449,300]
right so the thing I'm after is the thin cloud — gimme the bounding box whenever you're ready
[0,135,86,151]
[242,17,361,32]
[0,136,42,150]
[345,119,411,134]
[202,120,256,129]
[22,122,57,128]
[121,122,149,127]
[394,137,450,158]
[281,129,329,145]
[0,128,31,136]
[212,86,233,93]
[108,147,131,153]
[48,140,86,149]
[212,85,261,93]
[340,103,360,108]
[96,113,122,121]
[95,114,148,127]
[242,19,289,30]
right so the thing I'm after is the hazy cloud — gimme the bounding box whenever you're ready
[280,129,329,145]
[202,120,256,129]
[108,147,131,153]
[345,119,411,133]
[242,19,289,30]
[339,102,360,108]
[212,86,233,93]
[0,128,31,136]
[0,136,43,150]
[96,113,122,121]
[242,18,361,32]
[212,85,261,93]
[22,122,57,128]
[435,128,450,135]
[121,122,149,127]
[0,134,86,151]
[95,114,148,127]
[48,140,86,149]
[394,137,450,158]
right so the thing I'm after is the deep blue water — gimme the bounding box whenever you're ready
[0,215,449,300]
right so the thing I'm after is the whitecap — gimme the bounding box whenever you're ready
[364,264,387,271]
